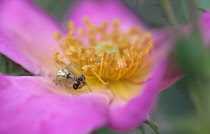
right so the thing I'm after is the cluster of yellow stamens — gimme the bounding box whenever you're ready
[53,18,154,85]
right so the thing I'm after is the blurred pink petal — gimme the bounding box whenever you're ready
[0,0,63,76]
[160,60,183,90]
[0,74,110,134]
[199,11,210,46]
[0,32,40,74]
[152,28,183,90]
[66,0,145,29]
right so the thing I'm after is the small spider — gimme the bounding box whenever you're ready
[53,62,92,92]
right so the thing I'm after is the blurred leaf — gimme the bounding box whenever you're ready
[35,0,75,21]
[126,0,168,27]
[175,0,191,24]
[0,54,32,76]
[93,127,117,134]
[0,54,7,74]
[176,31,206,78]
[139,125,145,134]
[196,0,210,10]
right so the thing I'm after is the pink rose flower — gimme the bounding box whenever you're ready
[0,0,180,133]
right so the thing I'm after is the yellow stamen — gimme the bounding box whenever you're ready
[53,32,61,41]
[53,18,154,88]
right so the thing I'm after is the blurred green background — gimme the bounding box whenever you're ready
[1,0,210,134]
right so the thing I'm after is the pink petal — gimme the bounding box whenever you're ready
[0,0,63,76]
[199,11,210,46]
[65,0,145,29]
[0,32,41,74]
[107,61,167,130]
[0,74,109,134]
[160,60,183,90]
[152,28,184,91]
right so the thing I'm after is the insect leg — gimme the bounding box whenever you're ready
[61,81,67,90]
[57,62,68,69]
[68,63,83,73]
[86,83,92,93]
[57,62,82,72]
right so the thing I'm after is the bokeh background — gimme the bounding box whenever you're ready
[1,0,210,134]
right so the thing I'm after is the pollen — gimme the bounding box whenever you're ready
[53,18,154,87]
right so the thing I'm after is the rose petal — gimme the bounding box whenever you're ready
[199,11,210,46]
[0,31,41,74]
[65,0,145,30]
[152,28,183,90]
[0,74,109,134]
[107,61,166,130]
[0,0,63,76]
[160,59,183,90]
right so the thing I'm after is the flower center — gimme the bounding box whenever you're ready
[52,18,154,99]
